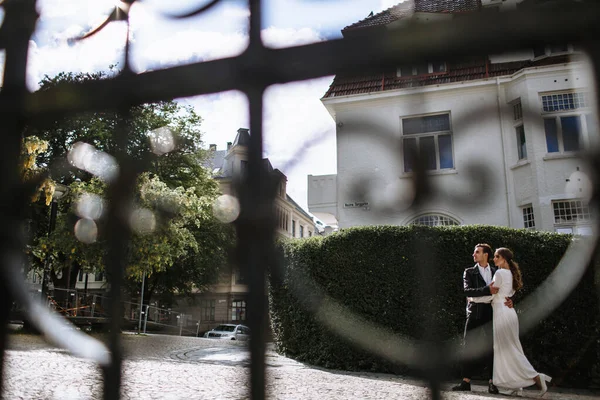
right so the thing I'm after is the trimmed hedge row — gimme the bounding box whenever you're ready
[268,225,600,388]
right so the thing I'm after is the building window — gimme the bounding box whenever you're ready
[234,267,247,285]
[78,270,84,282]
[240,160,248,176]
[522,205,535,229]
[513,102,522,121]
[516,125,527,160]
[402,113,453,172]
[231,300,246,321]
[200,299,215,321]
[541,92,591,154]
[308,230,312,237]
[397,62,446,77]
[541,92,588,113]
[553,199,593,235]
[292,220,296,237]
[415,63,429,75]
[279,182,285,197]
[276,207,289,232]
[95,272,104,282]
[544,116,582,153]
[431,61,446,73]
[410,214,460,226]
[553,200,592,224]
[300,225,304,238]
[534,44,571,58]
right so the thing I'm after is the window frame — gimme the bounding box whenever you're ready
[396,62,447,77]
[516,124,527,160]
[540,91,592,155]
[533,44,575,60]
[409,213,460,226]
[522,205,535,229]
[541,92,589,113]
[513,101,523,121]
[200,299,216,321]
[276,206,289,232]
[231,300,246,321]
[552,199,594,235]
[400,112,454,173]
[542,113,588,154]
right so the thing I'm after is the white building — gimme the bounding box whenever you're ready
[309,0,596,235]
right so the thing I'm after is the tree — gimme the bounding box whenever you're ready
[21,135,56,277]
[28,72,214,195]
[20,135,54,205]
[26,71,233,306]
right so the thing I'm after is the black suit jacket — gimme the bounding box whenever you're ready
[463,264,497,321]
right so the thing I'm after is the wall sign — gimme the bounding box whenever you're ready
[344,202,369,208]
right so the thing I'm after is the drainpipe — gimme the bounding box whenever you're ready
[496,76,512,227]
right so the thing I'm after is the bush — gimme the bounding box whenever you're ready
[268,225,600,388]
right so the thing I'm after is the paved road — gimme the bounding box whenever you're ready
[3,333,598,399]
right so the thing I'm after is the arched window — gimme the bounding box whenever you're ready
[410,214,460,227]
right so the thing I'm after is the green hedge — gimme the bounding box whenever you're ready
[268,225,600,388]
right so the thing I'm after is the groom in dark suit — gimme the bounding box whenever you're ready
[452,243,501,394]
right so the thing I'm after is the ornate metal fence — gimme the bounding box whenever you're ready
[1,0,599,399]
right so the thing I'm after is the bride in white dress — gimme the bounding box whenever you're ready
[471,247,552,397]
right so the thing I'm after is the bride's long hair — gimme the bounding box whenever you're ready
[496,247,523,291]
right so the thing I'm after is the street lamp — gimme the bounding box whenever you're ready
[40,183,68,304]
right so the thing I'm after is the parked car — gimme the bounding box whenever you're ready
[203,324,250,340]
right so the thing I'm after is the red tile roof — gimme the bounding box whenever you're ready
[323,55,575,98]
[342,0,481,33]
[327,1,573,99]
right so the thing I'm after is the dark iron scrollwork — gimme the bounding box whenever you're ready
[1,1,600,399]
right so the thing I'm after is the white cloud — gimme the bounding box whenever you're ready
[37,0,115,23]
[380,0,405,11]
[180,91,249,150]
[27,23,127,90]
[222,4,251,19]
[131,29,248,72]
[262,26,323,49]
[262,77,336,209]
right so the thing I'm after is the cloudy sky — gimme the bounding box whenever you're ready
[22,0,402,211]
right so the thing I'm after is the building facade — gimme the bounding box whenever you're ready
[309,0,596,236]
[176,128,317,333]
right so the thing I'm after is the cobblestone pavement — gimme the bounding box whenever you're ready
[3,333,598,400]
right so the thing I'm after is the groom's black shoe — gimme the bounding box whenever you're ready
[488,382,499,394]
[452,381,471,391]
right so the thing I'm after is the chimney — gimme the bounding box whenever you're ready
[237,128,249,135]
[227,142,232,150]
[209,144,217,151]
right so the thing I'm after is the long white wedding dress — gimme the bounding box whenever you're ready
[490,268,539,389]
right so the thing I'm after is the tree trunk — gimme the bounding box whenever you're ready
[49,261,81,313]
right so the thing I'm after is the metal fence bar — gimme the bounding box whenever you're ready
[242,4,267,398]
[0,0,38,393]
[24,4,600,116]
[1,0,600,399]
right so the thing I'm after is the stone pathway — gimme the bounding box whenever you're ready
[2,333,597,399]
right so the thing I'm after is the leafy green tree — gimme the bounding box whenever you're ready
[27,72,233,306]
[28,72,214,195]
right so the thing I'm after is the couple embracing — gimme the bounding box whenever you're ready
[452,244,552,397]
